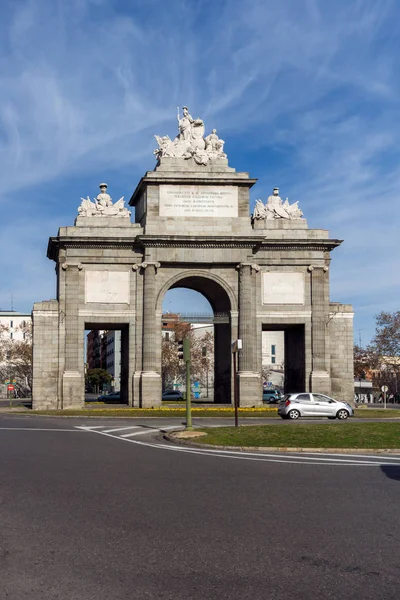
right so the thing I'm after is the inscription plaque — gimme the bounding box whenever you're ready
[262,272,305,305]
[85,270,130,304]
[159,185,238,217]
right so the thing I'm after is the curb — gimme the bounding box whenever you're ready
[164,434,400,454]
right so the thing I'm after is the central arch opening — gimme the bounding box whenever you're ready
[161,275,232,404]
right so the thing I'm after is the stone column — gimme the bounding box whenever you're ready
[140,262,162,407]
[309,265,331,395]
[237,263,262,406]
[62,263,84,408]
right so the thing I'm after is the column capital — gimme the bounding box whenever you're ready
[133,262,161,273]
[236,262,260,273]
[61,262,83,271]
[308,264,329,272]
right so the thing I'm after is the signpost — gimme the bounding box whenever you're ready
[381,385,388,410]
[232,339,242,427]
[179,338,192,430]
[7,384,14,408]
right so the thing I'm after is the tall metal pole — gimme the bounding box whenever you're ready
[185,358,192,430]
[184,338,192,430]
[233,351,238,427]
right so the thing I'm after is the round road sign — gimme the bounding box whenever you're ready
[381,385,389,393]
[7,384,14,391]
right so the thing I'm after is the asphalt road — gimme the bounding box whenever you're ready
[1,414,400,600]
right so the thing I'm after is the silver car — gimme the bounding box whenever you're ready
[278,393,354,420]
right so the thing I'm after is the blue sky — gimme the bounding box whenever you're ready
[0,0,399,345]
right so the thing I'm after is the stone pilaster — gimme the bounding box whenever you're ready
[309,265,331,395]
[237,263,262,406]
[140,262,162,407]
[62,263,84,408]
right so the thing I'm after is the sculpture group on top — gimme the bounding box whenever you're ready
[154,106,227,165]
[77,183,131,218]
[253,188,304,221]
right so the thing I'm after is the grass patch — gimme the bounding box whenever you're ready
[354,409,400,418]
[21,407,280,418]
[16,407,400,419]
[196,422,400,449]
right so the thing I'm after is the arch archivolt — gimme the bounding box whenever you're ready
[155,268,238,313]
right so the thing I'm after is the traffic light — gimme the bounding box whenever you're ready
[177,338,190,361]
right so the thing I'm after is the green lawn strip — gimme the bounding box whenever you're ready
[15,408,400,419]
[196,422,400,449]
[354,409,400,418]
[19,408,280,418]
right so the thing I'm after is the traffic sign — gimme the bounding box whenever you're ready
[4,379,10,384]
[7,384,14,392]
[381,385,389,393]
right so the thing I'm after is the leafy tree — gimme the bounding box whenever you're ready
[85,368,112,393]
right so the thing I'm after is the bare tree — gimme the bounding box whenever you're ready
[0,322,32,397]
[161,322,214,392]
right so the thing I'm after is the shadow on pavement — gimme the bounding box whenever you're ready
[380,466,400,481]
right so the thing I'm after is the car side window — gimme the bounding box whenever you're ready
[296,394,311,401]
[313,394,330,402]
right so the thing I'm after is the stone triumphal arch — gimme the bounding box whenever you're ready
[32,107,354,409]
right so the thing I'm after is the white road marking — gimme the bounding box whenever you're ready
[0,427,85,432]
[101,426,141,434]
[120,429,160,438]
[78,426,400,467]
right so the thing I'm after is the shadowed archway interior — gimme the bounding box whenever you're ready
[168,276,232,403]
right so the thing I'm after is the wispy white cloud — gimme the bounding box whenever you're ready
[0,0,399,341]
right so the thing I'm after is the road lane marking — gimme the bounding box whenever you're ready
[79,426,400,466]
[0,427,85,432]
[120,429,161,438]
[101,426,142,434]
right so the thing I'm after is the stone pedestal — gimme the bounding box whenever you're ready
[140,262,162,407]
[309,266,331,395]
[140,371,162,408]
[237,262,262,406]
[62,371,84,409]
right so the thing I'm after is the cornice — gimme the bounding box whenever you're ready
[47,234,342,261]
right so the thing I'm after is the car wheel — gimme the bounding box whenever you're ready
[336,409,349,420]
[288,409,300,420]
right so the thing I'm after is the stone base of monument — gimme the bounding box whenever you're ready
[62,371,85,409]
[156,156,234,173]
[74,216,136,228]
[253,219,309,230]
[140,372,162,408]
[310,371,331,396]
[238,372,263,407]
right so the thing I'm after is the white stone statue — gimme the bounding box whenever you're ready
[154,106,228,164]
[176,106,194,141]
[77,183,131,218]
[253,187,304,220]
[205,129,226,157]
